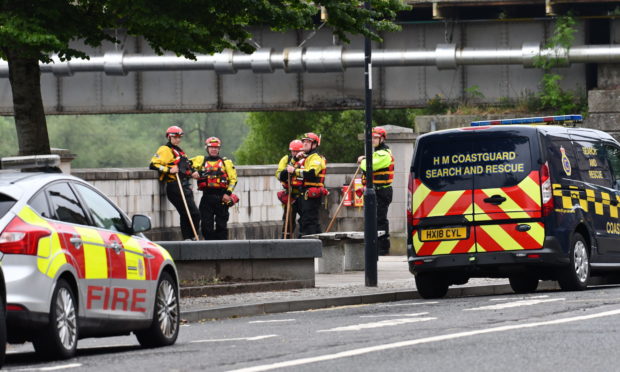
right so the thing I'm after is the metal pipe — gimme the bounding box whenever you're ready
[4,42,620,77]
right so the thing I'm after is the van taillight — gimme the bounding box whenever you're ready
[0,216,51,255]
[541,162,554,216]
[407,172,414,226]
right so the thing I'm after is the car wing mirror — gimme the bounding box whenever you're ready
[132,214,152,233]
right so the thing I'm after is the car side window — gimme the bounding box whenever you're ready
[28,191,52,218]
[73,183,129,234]
[604,144,620,191]
[46,182,90,225]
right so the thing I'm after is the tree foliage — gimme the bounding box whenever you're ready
[0,0,408,155]
[235,109,417,165]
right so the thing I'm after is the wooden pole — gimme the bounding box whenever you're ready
[325,165,361,233]
[283,173,293,239]
[176,175,199,240]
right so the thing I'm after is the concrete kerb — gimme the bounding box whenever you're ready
[180,281,561,323]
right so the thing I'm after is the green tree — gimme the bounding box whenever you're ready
[0,0,407,156]
[235,108,417,165]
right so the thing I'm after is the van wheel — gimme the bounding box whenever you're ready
[33,279,78,360]
[509,275,539,294]
[415,273,449,299]
[558,232,590,291]
[136,272,180,348]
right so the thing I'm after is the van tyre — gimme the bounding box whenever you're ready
[415,273,449,299]
[558,232,590,291]
[33,279,78,360]
[509,275,539,294]
[136,272,179,348]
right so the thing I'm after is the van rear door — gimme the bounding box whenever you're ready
[470,134,545,253]
[411,138,476,256]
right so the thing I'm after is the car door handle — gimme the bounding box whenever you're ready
[483,195,507,205]
[69,235,82,249]
[106,242,123,254]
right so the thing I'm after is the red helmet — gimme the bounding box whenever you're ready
[372,126,387,139]
[205,136,221,147]
[289,140,303,151]
[166,125,184,138]
[302,132,321,146]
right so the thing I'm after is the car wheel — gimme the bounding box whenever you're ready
[558,232,590,291]
[415,272,449,299]
[33,279,78,360]
[136,272,179,348]
[509,274,539,294]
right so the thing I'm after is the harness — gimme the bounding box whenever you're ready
[198,157,229,190]
[300,156,327,188]
[373,151,395,187]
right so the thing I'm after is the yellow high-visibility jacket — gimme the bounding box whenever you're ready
[150,144,189,182]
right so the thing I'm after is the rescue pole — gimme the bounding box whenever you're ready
[325,165,361,233]
[283,173,293,239]
[176,175,200,241]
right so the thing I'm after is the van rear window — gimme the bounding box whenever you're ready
[418,136,532,191]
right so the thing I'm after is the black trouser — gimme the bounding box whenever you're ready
[166,181,200,240]
[281,197,300,238]
[376,186,393,254]
[199,190,230,240]
[299,195,322,237]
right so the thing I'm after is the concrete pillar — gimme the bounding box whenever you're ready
[50,148,77,174]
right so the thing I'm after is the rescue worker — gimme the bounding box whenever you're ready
[191,137,238,240]
[357,126,395,255]
[150,126,200,240]
[287,133,327,236]
[276,139,305,237]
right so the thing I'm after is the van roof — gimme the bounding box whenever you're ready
[418,124,615,142]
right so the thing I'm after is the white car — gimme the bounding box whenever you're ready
[0,156,179,360]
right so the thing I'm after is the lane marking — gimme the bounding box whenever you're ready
[382,302,439,307]
[489,295,549,302]
[317,317,435,332]
[249,319,295,324]
[192,335,277,343]
[360,312,429,318]
[11,364,82,371]
[464,298,563,311]
[227,308,620,372]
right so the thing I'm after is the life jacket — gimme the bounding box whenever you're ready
[373,150,395,187]
[290,155,304,188]
[198,157,229,190]
[301,154,327,188]
[165,145,190,182]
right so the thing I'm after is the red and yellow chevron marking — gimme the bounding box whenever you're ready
[476,223,544,252]
[411,178,474,219]
[412,228,475,256]
[473,170,541,221]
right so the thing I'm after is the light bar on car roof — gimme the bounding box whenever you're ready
[0,155,60,170]
[470,114,583,127]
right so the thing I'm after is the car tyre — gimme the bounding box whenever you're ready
[33,279,78,360]
[558,232,590,291]
[415,272,449,299]
[509,274,539,294]
[136,272,180,348]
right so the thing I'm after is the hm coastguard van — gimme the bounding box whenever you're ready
[407,115,620,298]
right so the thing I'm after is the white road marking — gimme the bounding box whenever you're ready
[382,302,439,307]
[249,319,295,324]
[191,334,278,343]
[317,317,435,332]
[489,295,549,302]
[464,298,564,311]
[360,312,429,318]
[11,364,82,371]
[228,308,620,372]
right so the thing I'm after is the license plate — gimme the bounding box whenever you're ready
[420,227,468,242]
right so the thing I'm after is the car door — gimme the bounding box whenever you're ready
[72,182,151,321]
[41,182,111,319]
[599,142,620,255]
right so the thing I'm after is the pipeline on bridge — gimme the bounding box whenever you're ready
[1,43,620,77]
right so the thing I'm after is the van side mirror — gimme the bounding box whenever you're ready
[132,214,152,233]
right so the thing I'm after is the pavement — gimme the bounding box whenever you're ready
[179,256,554,322]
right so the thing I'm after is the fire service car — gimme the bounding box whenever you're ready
[0,155,179,360]
[408,115,620,298]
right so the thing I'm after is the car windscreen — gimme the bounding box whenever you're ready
[417,134,532,191]
[0,193,16,218]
